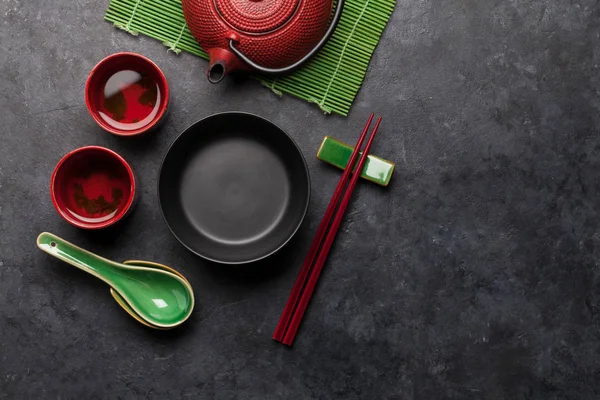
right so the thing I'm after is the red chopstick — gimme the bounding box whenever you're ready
[273,114,382,346]
[281,117,382,345]
[272,113,374,342]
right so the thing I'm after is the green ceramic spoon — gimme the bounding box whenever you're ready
[37,232,194,329]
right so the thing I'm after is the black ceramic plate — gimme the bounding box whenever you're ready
[158,112,310,264]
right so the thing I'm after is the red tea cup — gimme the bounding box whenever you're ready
[51,146,137,229]
[85,52,169,136]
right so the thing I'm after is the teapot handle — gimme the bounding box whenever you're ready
[228,0,345,75]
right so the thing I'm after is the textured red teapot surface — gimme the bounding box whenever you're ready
[182,0,333,70]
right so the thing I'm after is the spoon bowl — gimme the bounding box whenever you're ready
[37,232,194,329]
[112,260,192,329]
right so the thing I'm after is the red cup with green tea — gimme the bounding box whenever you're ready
[51,146,136,229]
[85,52,169,136]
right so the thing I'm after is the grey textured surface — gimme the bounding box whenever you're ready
[1,0,599,398]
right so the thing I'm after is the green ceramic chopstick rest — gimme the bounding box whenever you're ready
[317,136,395,186]
[36,232,194,329]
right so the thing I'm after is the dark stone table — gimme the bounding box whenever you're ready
[1,0,598,398]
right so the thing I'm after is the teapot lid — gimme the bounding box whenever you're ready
[214,0,301,34]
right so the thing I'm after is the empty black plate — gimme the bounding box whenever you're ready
[158,112,311,264]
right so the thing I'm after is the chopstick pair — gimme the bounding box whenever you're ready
[273,113,382,346]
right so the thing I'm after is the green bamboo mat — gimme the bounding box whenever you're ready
[104,0,395,116]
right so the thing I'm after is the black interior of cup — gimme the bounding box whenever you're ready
[159,113,310,264]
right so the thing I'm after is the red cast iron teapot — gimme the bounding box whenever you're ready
[182,0,345,83]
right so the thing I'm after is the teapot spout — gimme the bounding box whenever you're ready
[207,48,245,84]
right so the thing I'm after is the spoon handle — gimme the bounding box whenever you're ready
[37,232,116,285]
